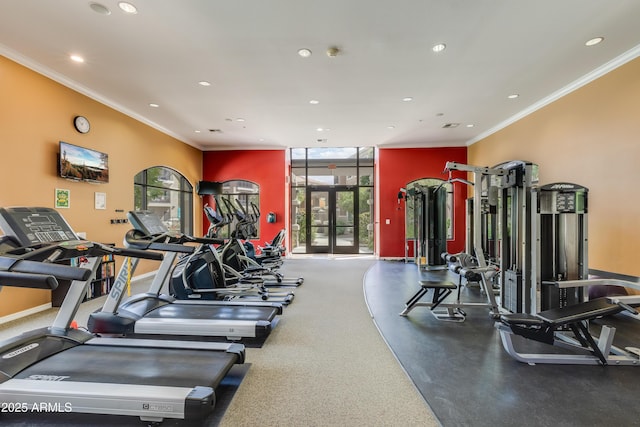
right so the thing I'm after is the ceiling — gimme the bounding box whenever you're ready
[1,1,640,151]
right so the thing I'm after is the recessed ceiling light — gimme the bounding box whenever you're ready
[149,103,159,108]
[198,81,211,87]
[298,48,312,58]
[236,118,245,122]
[507,94,519,99]
[309,99,319,105]
[432,43,446,53]
[70,54,85,63]
[89,3,111,15]
[402,97,413,102]
[466,124,475,128]
[585,37,604,47]
[387,125,395,129]
[118,2,138,14]
[195,130,201,133]
[316,128,324,132]
[259,138,265,142]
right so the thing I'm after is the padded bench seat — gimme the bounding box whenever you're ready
[419,280,457,290]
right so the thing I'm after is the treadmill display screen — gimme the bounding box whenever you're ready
[128,211,169,235]
[0,207,78,246]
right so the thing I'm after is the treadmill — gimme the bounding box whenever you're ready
[87,210,282,341]
[0,207,244,423]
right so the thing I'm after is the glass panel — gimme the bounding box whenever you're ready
[359,146,374,159]
[335,227,354,247]
[359,167,374,186]
[291,167,306,186]
[291,148,306,160]
[359,187,374,253]
[291,188,306,253]
[307,147,357,160]
[134,184,143,210]
[310,191,329,247]
[336,191,354,226]
[336,190,355,247]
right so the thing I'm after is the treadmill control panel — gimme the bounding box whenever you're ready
[0,207,78,246]
[128,210,169,235]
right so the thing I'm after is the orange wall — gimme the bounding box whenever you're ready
[377,147,467,258]
[0,55,202,317]
[469,57,640,276]
[202,150,286,248]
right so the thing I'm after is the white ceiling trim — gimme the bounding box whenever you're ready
[0,42,191,148]
[466,43,640,147]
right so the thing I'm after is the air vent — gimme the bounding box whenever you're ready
[209,129,222,133]
[316,138,327,143]
[442,123,460,128]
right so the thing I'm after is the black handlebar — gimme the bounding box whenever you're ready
[0,271,59,290]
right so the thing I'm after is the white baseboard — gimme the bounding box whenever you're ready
[0,303,52,324]
[132,271,157,282]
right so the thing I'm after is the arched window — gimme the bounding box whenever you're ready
[134,166,193,234]
[216,180,260,239]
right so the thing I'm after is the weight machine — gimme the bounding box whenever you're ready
[400,162,506,319]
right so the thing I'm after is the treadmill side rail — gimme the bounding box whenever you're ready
[0,379,214,421]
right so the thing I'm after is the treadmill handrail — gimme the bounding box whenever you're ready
[0,271,59,290]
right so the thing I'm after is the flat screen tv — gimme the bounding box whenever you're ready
[59,141,109,183]
[196,180,222,195]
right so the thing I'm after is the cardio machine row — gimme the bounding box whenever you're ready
[0,205,303,424]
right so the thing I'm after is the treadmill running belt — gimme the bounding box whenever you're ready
[146,304,278,322]
[15,344,237,388]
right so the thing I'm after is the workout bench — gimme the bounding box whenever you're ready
[497,296,640,366]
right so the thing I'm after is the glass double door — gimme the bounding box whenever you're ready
[306,186,358,254]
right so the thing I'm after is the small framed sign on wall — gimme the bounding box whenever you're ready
[55,188,70,208]
[95,192,106,210]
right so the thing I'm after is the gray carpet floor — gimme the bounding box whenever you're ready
[0,256,438,426]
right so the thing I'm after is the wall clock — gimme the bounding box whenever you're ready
[73,115,91,134]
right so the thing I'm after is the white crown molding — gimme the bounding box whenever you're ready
[466,43,640,146]
[0,43,191,147]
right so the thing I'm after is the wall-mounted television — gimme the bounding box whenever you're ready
[196,180,223,195]
[58,141,109,183]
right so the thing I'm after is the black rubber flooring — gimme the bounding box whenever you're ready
[364,260,640,427]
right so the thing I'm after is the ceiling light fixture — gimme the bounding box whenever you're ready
[309,99,319,104]
[195,130,201,133]
[89,3,111,15]
[585,37,604,47]
[236,118,245,122]
[466,124,475,128]
[149,103,159,108]
[507,94,519,99]
[432,43,446,53]
[316,128,324,132]
[118,2,138,14]
[298,48,312,58]
[402,97,413,102]
[70,54,85,63]
[198,81,211,86]
[387,126,395,129]
[326,47,340,57]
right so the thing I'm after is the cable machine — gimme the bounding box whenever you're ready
[531,182,588,313]
[403,180,448,269]
[495,160,539,314]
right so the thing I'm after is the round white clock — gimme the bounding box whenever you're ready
[73,115,91,134]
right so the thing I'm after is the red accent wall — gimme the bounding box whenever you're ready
[377,147,468,258]
[202,150,286,246]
